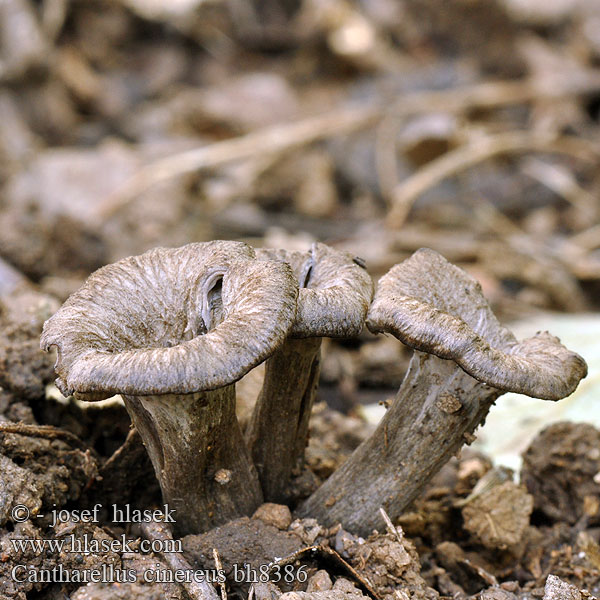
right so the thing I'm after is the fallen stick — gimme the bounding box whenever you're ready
[0,422,93,454]
[387,131,600,227]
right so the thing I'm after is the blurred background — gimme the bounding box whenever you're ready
[1,0,600,465]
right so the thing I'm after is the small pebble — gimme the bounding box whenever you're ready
[253,503,293,530]
[307,570,333,593]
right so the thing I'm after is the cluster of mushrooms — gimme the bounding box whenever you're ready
[41,241,587,537]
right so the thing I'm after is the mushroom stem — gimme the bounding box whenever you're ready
[246,337,322,502]
[297,350,501,536]
[123,385,263,536]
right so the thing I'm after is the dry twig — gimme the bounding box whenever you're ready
[0,422,93,454]
[387,131,600,227]
[213,548,228,600]
[97,105,380,219]
[521,158,598,219]
[570,224,600,251]
[378,508,404,544]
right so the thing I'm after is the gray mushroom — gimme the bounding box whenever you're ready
[41,241,298,534]
[367,249,586,401]
[298,248,587,535]
[246,243,374,502]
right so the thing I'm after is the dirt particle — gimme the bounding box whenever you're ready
[437,392,462,414]
[253,503,293,530]
[461,481,533,550]
[307,570,333,593]
[463,432,476,445]
[215,468,232,485]
[543,574,583,600]
[521,422,600,525]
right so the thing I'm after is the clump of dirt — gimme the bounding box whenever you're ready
[521,422,600,525]
[70,582,167,600]
[461,481,533,551]
[397,452,493,547]
[289,518,327,546]
[179,506,441,599]
[182,515,306,591]
[433,541,499,596]
[342,529,439,600]
[0,521,54,599]
[53,521,122,574]
[0,286,58,408]
[543,574,586,599]
[279,578,369,600]
[478,588,519,599]
[0,453,42,525]
[254,503,294,531]
[0,428,98,516]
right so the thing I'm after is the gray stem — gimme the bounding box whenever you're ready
[246,337,321,502]
[124,385,263,535]
[297,351,502,536]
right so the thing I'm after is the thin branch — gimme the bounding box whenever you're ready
[387,131,600,228]
[379,508,404,544]
[97,105,380,219]
[520,157,598,219]
[0,422,93,454]
[213,548,228,600]
[570,224,600,251]
[375,114,402,198]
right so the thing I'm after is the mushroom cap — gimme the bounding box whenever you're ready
[257,243,373,338]
[41,241,298,400]
[366,248,587,401]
